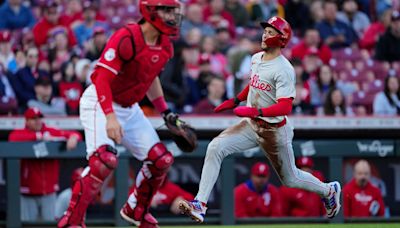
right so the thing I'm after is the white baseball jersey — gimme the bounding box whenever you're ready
[247,52,296,123]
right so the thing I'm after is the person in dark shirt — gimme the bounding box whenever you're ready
[375,10,400,62]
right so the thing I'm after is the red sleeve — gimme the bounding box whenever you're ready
[32,21,47,47]
[260,98,293,117]
[234,185,248,218]
[96,28,133,75]
[8,130,37,141]
[92,67,116,115]
[46,127,82,140]
[270,186,283,217]
[343,185,351,217]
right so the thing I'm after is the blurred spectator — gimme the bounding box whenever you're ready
[280,157,325,217]
[316,0,358,49]
[55,167,84,220]
[291,28,332,64]
[62,0,84,28]
[200,36,230,78]
[73,1,109,47]
[84,26,107,61]
[309,0,325,25]
[360,9,392,51]
[0,30,17,73]
[74,58,92,86]
[180,3,215,38]
[248,0,283,25]
[234,162,283,217]
[0,63,17,114]
[203,0,236,37]
[8,107,81,221]
[337,0,370,38]
[47,27,72,81]
[225,0,249,27]
[309,64,335,108]
[28,76,67,116]
[11,47,48,109]
[284,0,313,36]
[321,87,353,116]
[375,10,400,62]
[343,160,385,217]
[373,76,400,115]
[227,36,253,94]
[58,62,83,115]
[159,41,188,112]
[32,1,77,49]
[150,177,194,214]
[193,76,228,114]
[215,25,233,54]
[0,0,36,30]
[19,28,36,52]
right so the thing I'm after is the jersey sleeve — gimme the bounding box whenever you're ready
[274,69,296,100]
[96,28,132,75]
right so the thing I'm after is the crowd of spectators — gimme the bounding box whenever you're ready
[0,0,399,117]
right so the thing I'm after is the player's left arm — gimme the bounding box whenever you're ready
[234,69,295,118]
[146,77,169,114]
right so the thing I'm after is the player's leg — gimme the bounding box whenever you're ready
[256,121,341,218]
[20,195,38,221]
[40,193,56,221]
[180,119,258,223]
[58,85,117,228]
[119,104,172,228]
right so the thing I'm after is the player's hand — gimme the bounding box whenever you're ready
[233,106,260,118]
[66,134,79,150]
[214,98,238,113]
[106,113,123,144]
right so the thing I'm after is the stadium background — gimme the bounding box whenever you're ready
[0,0,400,227]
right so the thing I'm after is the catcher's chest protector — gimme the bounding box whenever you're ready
[112,23,173,105]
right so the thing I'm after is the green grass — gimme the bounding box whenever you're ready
[160,224,400,228]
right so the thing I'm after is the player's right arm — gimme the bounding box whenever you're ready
[92,28,134,144]
[214,84,250,113]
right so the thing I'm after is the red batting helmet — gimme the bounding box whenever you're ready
[260,16,292,48]
[296,157,314,168]
[139,0,183,36]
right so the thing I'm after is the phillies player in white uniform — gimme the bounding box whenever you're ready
[179,16,341,222]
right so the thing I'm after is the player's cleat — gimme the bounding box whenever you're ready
[120,203,159,227]
[178,199,207,223]
[323,181,341,218]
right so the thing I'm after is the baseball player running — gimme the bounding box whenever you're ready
[57,0,193,227]
[179,16,341,223]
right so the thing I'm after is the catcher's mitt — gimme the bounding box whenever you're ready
[164,113,197,153]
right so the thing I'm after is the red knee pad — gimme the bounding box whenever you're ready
[89,144,118,180]
[146,143,173,173]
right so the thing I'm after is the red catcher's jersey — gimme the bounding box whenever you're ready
[92,23,173,107]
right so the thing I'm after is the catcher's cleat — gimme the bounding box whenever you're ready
[178,199,207,223]
[120,202,159,227]
[323,181,342,218]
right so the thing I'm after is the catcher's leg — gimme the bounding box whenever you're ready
[180,120,257,223]
[57,145,118,228]
[120,143,173,227]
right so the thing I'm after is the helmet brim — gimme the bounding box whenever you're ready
[260,22,283,35]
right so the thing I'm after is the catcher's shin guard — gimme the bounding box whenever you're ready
[58,145,118,227]
[125,143,173,221]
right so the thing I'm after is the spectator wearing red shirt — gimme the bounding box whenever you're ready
[234,162,283,218]
[343,160,385,217]
[360,9,392,51]
[203,0,236,37]
[280,157,326,217]
[291,28,332,64]
[32,1,77,49]
[8,108,81,221]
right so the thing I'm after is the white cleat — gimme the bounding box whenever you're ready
[323,181,342,218]
[178,200,207,223]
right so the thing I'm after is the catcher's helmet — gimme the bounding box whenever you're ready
[260,16,292,48]
[139,0,183,36]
